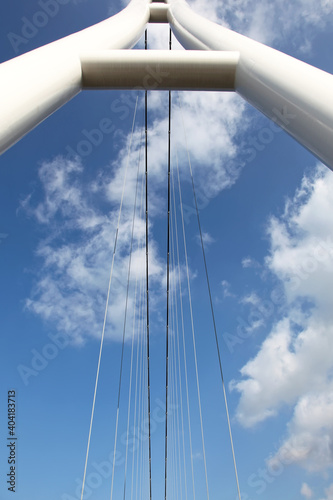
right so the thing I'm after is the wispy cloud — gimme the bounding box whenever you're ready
[301,483,313,499]
[240,291,261,307]
[320,483,333,500]
[22,154,165,345]
[242,256,261,269]
[195,231,215,248]
[186,0,333,50]
[221,279,235,299]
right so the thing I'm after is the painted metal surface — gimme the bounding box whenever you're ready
[0,0,332,169]
[167,0,333,168]
[0,0,150,155]
[81,50,239,90]
[149,3,169,23]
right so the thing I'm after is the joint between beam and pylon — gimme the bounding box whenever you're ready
[149,3,169,23]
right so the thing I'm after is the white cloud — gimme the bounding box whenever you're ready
[242,256,261,269]
[301,483,313,499]
[231,165,333,472]
[186,0,333,50]
[241,292,260,307]
[21,158,88,225]
[23,156,165,344]
[266,166,333,315]
[221,280,235,299]
[141,90,246,206]
[196,231,215,248]
[268,383,333,473]
[320,483,333,500]
[119,0,333,54]
[22,82,245,347]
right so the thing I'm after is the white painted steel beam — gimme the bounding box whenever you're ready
[1,0,333,169]
[167,0,333,168]
[0,0,150,155]
[81,51,239,90]
[149,3,169,23]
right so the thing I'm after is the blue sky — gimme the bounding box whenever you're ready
[1,1,333,499]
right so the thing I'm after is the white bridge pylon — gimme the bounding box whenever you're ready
[1,0,333,168]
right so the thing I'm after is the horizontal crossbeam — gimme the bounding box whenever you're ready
[81,51,239,91]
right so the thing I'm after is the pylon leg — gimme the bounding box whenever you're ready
[167,0,333,168]
[0,0,150,155]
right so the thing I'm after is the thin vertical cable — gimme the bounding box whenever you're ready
[110,97,140,500]
[135,294,145,500]
[170,204,184,500]
[165,27,172,500]
[130,167,146,500]
[170,278,181,500]
[130,274,143,500]
[80,96,139,500]
[178,93,242,500]
[122,130,144,500]
[173,151,196,500]
[145,27,153,500]
[175,146,210,500]
[170,180,187,500]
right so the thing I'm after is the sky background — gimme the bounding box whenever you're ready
[1,0,333,499]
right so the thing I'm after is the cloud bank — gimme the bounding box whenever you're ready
[231,165,333,474]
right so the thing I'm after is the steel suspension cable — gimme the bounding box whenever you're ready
[175,143,210,500]
[172,229,187,500]
[164,83,171,500]
[169,217,177,499]
[139,309,148,500]
[177,93,242,500]
[130,274,144,500]
[80,95,139,500]
[135,288,145,500]
[170,280,181,500]
[170,174,188,500]
[169,331,177,500]
[170,202,185,500]
[145,27,153,500]
[122,129,144,500]
[110,97,141,500]
[124,266,139,500]
[134,149,146,500]
[172,153,196,500]
[130,164,146,500]
[142,325,149,500]
[165,27,172,500]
